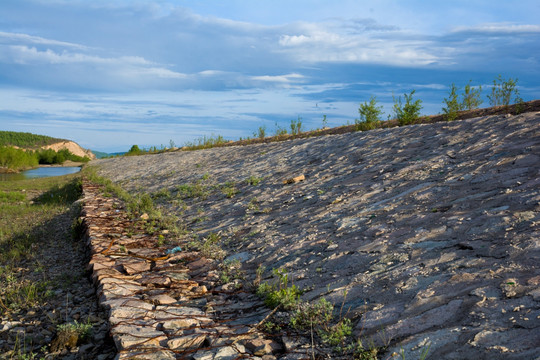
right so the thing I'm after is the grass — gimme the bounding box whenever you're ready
[0,174,82,265]
[0,173,83,360]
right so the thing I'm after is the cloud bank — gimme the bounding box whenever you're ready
[0,0,539,151]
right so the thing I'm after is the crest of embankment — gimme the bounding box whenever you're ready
[89,112,540,359]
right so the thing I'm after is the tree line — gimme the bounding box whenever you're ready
[0,147,90,172]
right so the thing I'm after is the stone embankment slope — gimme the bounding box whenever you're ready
[91,112,540,359]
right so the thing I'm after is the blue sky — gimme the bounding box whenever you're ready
[1,0,539,152]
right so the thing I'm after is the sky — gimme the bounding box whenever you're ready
[1,0,539,152]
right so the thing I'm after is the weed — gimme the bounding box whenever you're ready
[393,90,423,126]
[221,182,238,198]
[188,232,226,260]
[152,188,172,201]
[290,116,303,135]
[1,278,50,314]
[290,298,333,330]
[247,197,260,212]
[218,259,245,284]
[322,114,328,128]
[176,181,210,201]
[55,319,93,347]
[262,320,282,333]
[274,122,288,136]
[257,126,267,139]
[127,193,155,218]
[257,268,302,310]
[246,175,263,186]
[183,134,228,150]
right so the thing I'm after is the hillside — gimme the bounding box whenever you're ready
[42,141,96,160]
[0,130,65,148]
[0,130,96,161]
[91,111,540,359]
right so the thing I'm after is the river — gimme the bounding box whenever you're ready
[0,166,81,181]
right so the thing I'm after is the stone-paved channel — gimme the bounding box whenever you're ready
[81,182,306,359]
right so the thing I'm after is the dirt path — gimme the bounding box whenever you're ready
[92,111,540,359]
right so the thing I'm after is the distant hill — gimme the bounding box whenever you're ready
[92,150,111,159]
[0,130,95,161]
[91,151,126,159]
[0,131,66,148]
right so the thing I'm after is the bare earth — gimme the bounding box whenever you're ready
[43,140,96,160]
[93,112,540,359]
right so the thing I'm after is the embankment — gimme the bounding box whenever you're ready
[88,111,540,359]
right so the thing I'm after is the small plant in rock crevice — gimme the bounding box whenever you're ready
[56,320,93,341]
[220,182,238,198]
[218,259,245,284]
[188,232,226,260]
[256,268,302,310]
[246,175,263,186]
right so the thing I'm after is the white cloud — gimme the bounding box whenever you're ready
[0,31,88,50]
[451,23,540,35]
[3,45,151,66]
[251,73,304,84]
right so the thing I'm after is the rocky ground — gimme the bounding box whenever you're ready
[92,111,540,359]
[0,193,116,359]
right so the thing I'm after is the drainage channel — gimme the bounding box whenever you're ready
[81,181,303,360]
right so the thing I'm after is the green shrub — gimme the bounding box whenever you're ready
[246,175,262,186]
[461,80,483,110]
[393,90,423,126]
[442,83,462,121]
[274,123,288,136]
[356,96,383,130]
[56,320,93,341]
[257,126,267,139]
[488,75,520,107]
[221,181,238,198]
[290,116,303,135]
[290,298,334,330]
[320,318,352,347]
[127,193,155,217]
[0,146,38,170]
[257,268,301,310]
[183,134,228,150]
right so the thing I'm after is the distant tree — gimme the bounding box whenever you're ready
[461,80,483,110]
[127,145,141,155]
[442,83,462,121]
[393,90,423,126]
[488,75,520,107]
[356,96,383,130]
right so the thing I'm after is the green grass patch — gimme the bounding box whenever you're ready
[0,173,82,316]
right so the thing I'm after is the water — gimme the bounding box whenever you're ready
[0,166,81,181]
